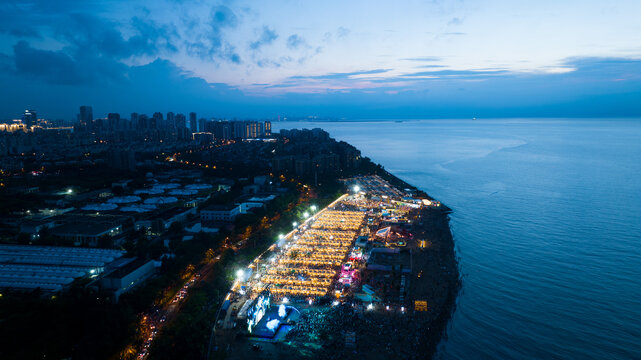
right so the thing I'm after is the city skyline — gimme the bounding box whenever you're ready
[1,1,641,119]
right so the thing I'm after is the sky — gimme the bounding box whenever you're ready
[1,0,640,120]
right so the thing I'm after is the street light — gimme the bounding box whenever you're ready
[310,205,317,211]
[236,269,245,280]
[278,234,284,239]
[303,212,310,218]
[292,222,298,228]
[353,185,361,193]
[67,188,73,194]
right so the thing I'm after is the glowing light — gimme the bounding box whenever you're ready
[303,212,310,218]
[367,303,374,310]
[353,185,361,193]
[308,299,313,305]
[292,222,298,227]
[401,306,405,312]
[278,234,284,239]
[66,188,73,194]
[236,269,245,279]
[310,205,317,211]
[386,305,390,311]
[332,300,339,306]
[278,304,287,318]
[281,297,289,304]
[266,319,280,332]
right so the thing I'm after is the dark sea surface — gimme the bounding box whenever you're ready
[273,118,641,360]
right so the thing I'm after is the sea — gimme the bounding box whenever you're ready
[272,118,641,360]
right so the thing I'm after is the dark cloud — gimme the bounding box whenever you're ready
[53,13,176,59]
[187,5,241,63]
[12,40,126,85]
[287,34,306,49]
[250,26,278,50]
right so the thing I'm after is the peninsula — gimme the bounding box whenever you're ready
[211,153,460,359]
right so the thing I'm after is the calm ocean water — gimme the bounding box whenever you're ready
[273,118,641,360]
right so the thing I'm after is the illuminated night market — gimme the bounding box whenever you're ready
[212,175,459,359]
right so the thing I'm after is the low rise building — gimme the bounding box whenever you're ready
[201,204,241,223]
[100,259,158,302]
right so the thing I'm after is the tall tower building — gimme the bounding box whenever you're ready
[166,112,175,128]
[264,121,272,136]
[22,109,37,127]
[130,112,139,128]
[189,112,197,132]
[79,106,93,125]
[153,112,163,128]
[175,113,186,129]
[107,113,120,130]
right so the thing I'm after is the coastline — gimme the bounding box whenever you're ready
[375,169,460,358]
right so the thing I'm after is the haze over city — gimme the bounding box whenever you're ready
[1,0,641,119]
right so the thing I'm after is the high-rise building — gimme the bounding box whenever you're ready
[130,112,139,128]
[22,109,37,127]
[138,114,149,129]
[153,112,163,128]
[198,118,206,133]
[79,106,93,125]
[107,113,120,130]
[232,121,246,139]
[166,112,175,128]
[189,112,197,132]
[264,121,272,136]
[175,113,186,129]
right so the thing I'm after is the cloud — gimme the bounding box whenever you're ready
[401,56,442,62]
[287,34,307,49]
[186,5,241,63]
[290,69,391,80]
[400,69,509,78]
[337,26,350,38]
[53,13,176,59]
[250,26,278,50]
[12,40,126,85]
[448,17,463,26]
[211,5,238,28]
